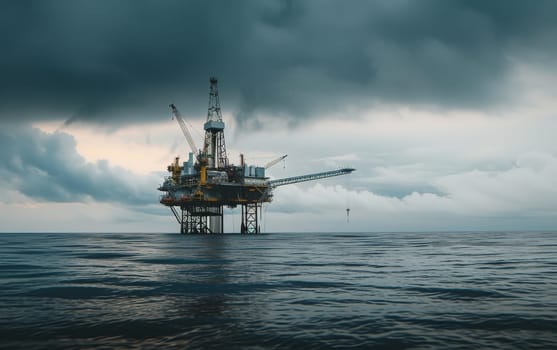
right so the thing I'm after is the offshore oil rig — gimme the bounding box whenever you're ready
[158,77,354,234]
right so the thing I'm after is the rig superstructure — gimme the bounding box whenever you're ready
[158,77,354,234]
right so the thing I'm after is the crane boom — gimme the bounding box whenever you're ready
[265,154,287,169]
[170,104,199,156]
[268,168,355,187]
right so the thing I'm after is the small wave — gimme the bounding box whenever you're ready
[1,263,48,271]
[77,252,134,259]
[25,286,117,299]
[406,286,511,300]
[283,280,351,289]
[134,257,230,265]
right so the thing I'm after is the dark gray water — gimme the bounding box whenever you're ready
[1,231,556,349]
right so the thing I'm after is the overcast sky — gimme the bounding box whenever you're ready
[1,0,556,232]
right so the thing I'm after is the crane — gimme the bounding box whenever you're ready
[265,154,287,169]
[169,103,208,188]
[170,103,199,157]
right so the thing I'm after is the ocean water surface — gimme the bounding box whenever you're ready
[0,231,556,349]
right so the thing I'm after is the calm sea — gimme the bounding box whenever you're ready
[1,231,556,349]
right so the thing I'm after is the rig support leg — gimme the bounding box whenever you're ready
[208,206,224,234]
[180,207,210,234]
[241,203,260,234]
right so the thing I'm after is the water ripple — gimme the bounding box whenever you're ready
[1,231,556,349]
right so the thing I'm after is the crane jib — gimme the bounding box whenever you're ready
[268,168,355,187]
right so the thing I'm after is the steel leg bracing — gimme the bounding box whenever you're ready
[179,205,223,234]
[170,206,181,224]
[181,209,208,234]
[241,203,261,234]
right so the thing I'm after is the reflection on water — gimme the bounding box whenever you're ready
[1,232,556,349]
[170,237,229,320]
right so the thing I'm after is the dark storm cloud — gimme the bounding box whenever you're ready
[0,126,153,204]
[1,0,556,126]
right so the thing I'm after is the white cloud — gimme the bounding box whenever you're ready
[435,152,557,215]
[265,151,557,231]
[0,200,175,233]
[3,69,557,232]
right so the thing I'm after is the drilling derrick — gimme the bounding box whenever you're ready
[159,77,355,234]
[204,77,228,169]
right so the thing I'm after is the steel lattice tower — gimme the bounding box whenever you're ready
[204,77,228,169]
